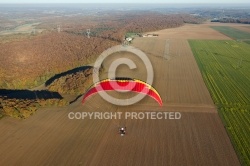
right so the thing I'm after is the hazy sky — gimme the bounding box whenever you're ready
[0,0,249,3]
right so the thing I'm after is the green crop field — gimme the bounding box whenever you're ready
[211,26,250,40]
[189,40,250,166]
[244,40,250,45]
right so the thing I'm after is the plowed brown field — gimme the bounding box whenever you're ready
[0,23,240,165]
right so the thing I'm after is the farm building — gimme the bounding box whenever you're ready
[126,37,133,42]
[142,34,159,37]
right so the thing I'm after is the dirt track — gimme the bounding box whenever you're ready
[0,23,240,165]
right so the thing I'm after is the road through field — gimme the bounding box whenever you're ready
[0,23,240,165]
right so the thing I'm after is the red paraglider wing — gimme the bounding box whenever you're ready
[82,78,162,106]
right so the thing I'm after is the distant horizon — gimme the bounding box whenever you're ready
[1,2,250,9]
[1,2,250,3]
[1,3,250,5]
[0,0,250,4]
[1,3,250,9]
